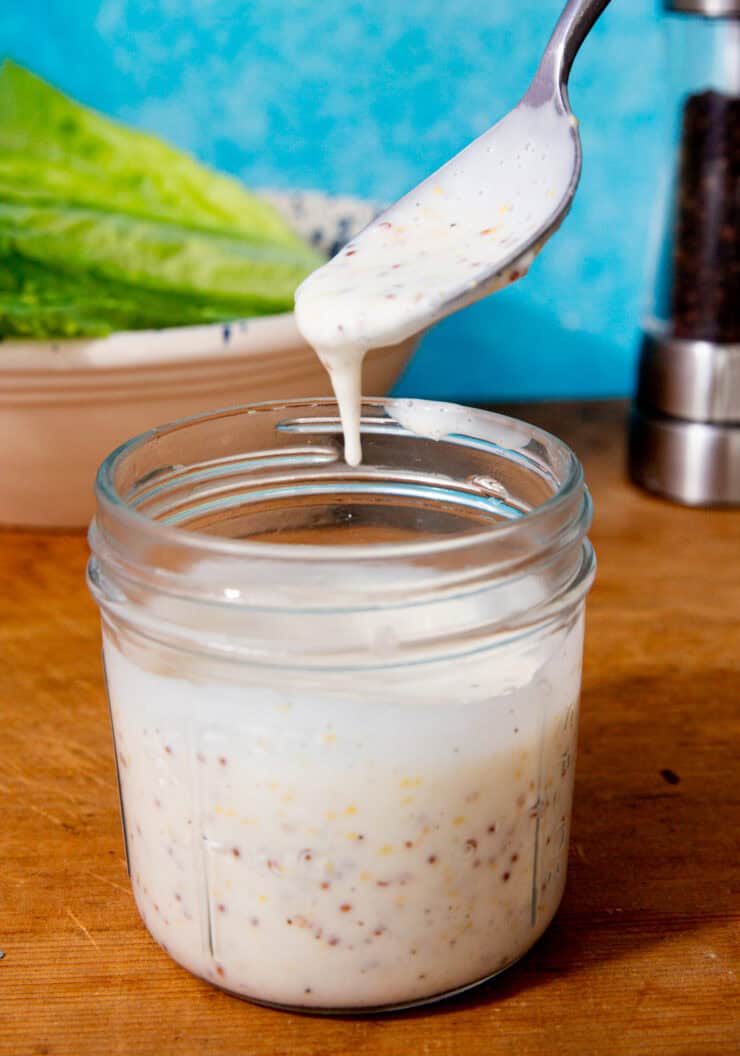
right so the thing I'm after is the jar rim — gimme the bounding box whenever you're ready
[89,398,594,646]
[93,396,584,566]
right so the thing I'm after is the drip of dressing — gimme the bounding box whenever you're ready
[294,99,576,464]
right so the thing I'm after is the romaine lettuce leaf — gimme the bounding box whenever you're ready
[0,61,324,338]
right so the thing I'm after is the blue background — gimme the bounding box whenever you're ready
[2,1,666,401]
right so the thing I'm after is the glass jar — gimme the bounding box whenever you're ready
[87,398,595,1013]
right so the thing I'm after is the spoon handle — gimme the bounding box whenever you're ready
[526,0,612,104]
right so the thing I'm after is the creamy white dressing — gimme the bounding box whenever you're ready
[295,98,576,464]
[103,610,584,1009]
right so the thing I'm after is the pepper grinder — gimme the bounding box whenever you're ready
[629,0,740,505]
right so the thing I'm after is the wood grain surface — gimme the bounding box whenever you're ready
[1,401,738,1056]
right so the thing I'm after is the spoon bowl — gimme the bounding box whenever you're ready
[295,0,612,355]
[294,0,612,464]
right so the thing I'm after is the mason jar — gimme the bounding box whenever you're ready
[87,397,595,1013]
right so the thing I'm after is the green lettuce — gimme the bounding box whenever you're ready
[0,61,324,337]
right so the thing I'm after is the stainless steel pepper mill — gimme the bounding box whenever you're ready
[629,0,740,505]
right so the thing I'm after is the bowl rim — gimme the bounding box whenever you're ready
[0,312,300,372]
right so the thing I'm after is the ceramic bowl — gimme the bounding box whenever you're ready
[0,191,418,528]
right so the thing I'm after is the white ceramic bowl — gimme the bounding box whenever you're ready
[0,192,417,528]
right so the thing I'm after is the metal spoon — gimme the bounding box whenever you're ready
[295,0,613,354]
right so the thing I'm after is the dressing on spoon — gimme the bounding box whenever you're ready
[294,0,611,464]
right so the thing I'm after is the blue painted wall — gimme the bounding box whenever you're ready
[2,1,667,401]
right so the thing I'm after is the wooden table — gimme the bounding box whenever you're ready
[1,401,738,1056]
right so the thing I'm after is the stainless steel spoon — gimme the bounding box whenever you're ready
[295,0,613,352]
[294,0,613,466]
[508,0,614,264]
[421,0,616,321]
